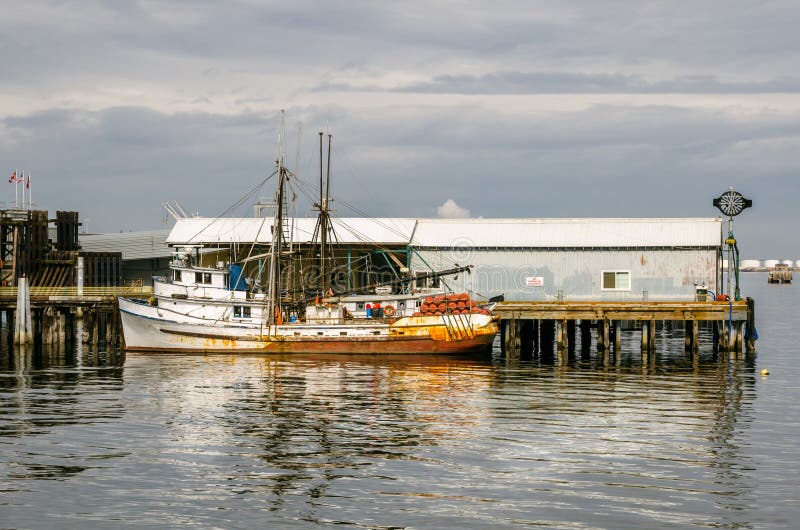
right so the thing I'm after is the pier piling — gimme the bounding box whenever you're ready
[520,320,534,358]
[540,320,555,361]
[745,297,756,354]
[13,277,33,345]
[579,320,591,359]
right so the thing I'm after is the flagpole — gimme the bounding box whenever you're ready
[21,171,25,210]
[28,172,32,209]
[15,169,18,208]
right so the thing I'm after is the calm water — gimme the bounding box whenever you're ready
[1,274,799,529]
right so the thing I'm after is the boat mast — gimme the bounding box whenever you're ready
[312,131,334,297]
[319,132,326,291]
[266,112,288,327]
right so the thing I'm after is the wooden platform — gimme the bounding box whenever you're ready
[493,298,756,358]
[493,300,748,322]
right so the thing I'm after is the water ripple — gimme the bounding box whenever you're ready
[1,276,799,528]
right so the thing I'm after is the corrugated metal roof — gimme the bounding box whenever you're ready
[166,218,417,246]
[410,218,722,248]
[79,230,172,260]
[102,217,721,255]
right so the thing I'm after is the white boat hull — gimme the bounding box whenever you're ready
[118,297,497,354]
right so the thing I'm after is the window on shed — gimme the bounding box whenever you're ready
[601,271,631,290]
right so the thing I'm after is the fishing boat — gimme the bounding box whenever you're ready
[118,126,498,354]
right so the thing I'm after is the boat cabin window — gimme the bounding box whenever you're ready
[173,269,181,282]
[233,306,251,318]
[356,302,365,311]
[195,272,212,285]
[601,270,631,291]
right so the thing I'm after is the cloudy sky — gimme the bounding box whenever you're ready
[1,0,798,257]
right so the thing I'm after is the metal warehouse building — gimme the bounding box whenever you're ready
[79,229,172,284]
[149,216,722,302]
[407,218,721,301]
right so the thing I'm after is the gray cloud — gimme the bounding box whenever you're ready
[0,1,798,257]
[316,72,800,94]
[2,99,797,254]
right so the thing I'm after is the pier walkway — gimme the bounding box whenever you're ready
[0,286,152,305]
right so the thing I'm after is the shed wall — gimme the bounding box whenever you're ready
[410,248,718,301]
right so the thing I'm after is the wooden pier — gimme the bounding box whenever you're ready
[0,207,138,351]
[0,286,152,351]
[493,299,756,361]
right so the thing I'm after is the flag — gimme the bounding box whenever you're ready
[8,171,16,183]
[26,172,30,189]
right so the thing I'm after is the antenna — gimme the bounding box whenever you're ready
[326,133,332,208]
[319,131,324,209]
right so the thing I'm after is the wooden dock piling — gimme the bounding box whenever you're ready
[745,297,756,354]
[579,320,591,358]
[541,320,555,360]
[520,320,534,358]
[684,320,699,353]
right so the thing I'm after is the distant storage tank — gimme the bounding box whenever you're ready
[780,259,794,266]
[796,259,800,269]
[763,259,779,269]
[740,259,761,270]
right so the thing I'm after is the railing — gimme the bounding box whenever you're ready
[0,286,154,298]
